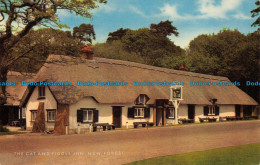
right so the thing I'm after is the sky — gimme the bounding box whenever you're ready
[59,0,257,48]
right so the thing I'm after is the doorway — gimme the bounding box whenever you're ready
[0,106,19,125]
[235,105,241,117]
[112,106,122,128]
[156,106,163,126]
[155,100,168,126]
[188,104,195,119]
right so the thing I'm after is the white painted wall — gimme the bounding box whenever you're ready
[219,105,236,116]
[122,106,153,127]
[165,104,236,124]
[69,97,153,134]
[25,87,237,133]
[166,104,187,125]
[194,105,204,122]
[195,105,235,122]
[69,97,112,133]
[25,86,57,130]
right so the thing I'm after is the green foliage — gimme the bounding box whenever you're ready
[187,29,250,75]
[150,20,179,37]
[186,29,260,102]
[73,24,96,44]
[93,40,147,64]
[251,0,260,28]
[121,28,184,67]
[0,0,106,105]
[127,143,260,165]
[99,20,184,68]
[10,28,84,73]
[107,28,129,43]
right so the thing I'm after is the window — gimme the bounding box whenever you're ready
[77,109,98,123]
[31,110,37,121]
[22,108,26,119]
[128,107,150,118]
[209,106,215,115]
[47,110,56,122]
[204,105,219,116]
[166,107,175,119]
[38,86,45,99]
[134,108,144,117]
[83,110,93,122]
[135,94,149,105]
[168,108,175,118]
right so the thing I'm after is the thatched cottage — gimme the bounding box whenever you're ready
[0,71,33,126]
[20,47,258,134]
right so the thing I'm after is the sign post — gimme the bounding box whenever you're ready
[169,85,183,124]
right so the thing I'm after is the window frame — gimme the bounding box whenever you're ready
[204,105,219,116]
[47,109,56,123]
[77,108,98,123]
[208,106,215,116]
[30,110,37,122]
[83,109,93,123]
[168,107,175,119]
[22,107,26,119]
[134,108,145,118]
[135,94,149,105]
[38,86,46,99]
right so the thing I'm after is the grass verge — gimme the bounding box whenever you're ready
[0,131,25,135]
[127,143,260,165]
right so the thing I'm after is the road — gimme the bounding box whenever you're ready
[0,120,259,165]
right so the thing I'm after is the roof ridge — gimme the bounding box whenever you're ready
[96,58,229,81]
[47,54,230,81]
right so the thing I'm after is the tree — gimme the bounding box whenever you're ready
[10,28,84,73]
[106,28,129,42]
[102,21,183,67]
[0,0,106,105]
[150,20,179,37]
[187,29,251,76]
[121,28,184,66]
[251,0,260,29]
[106,20,179,43]
[186,29,259,103]
[73,24,96,44]
[93,40,147,64]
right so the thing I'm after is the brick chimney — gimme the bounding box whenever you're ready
[80,45,94,60]
[179,64,185,71]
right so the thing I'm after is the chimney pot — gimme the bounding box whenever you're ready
[179,64,185,71]
[80,45,93,60]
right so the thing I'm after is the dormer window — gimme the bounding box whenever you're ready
[38,86,45,99]
[135,94,149,105]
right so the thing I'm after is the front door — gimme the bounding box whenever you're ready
[235,105,241,117]
[113,106,122,128]
[188,104,195,119]
[156,107,163,126]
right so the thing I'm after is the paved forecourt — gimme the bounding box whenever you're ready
[0,120,259,165]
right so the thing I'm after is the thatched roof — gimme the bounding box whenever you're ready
[6,71,34,106]
[28,55,257,105]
